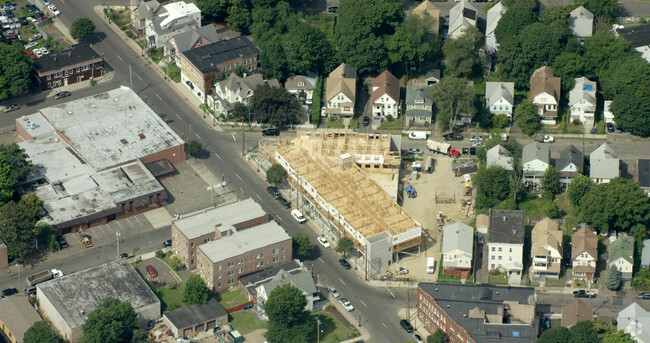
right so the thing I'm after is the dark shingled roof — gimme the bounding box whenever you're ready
[164,298,227,329]
[557,144,583,178]
[34,43,101,74]
[182,36,258,73]
[618,24,650,48]
[488,209,525,245]
[419,283,538,342]
[639,159,650,189]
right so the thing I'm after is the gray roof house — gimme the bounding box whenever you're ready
[131,0,161,36]
[144,1,201,48]
[569,6,593,42]
[618,303,650,343]
[556,145,583,188]
[522,142,550,187]
[405,85,433,125]
[569,77,597,124]
[485,2,506,54]
[285,74,317,104]
[256,268,318,320]
[442,223,474,273]
[641,239,650,270]
[424,69,441,85]
[0,295,43,343]
[210,73,280,116]
[485,82,515,118]
[448,0,477,39]
[487,209,525,282]
[616,24,650,63]
[590,143,619,184]
[487,145,513,171]
[165,24,222,64]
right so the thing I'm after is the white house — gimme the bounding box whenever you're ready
[487,209,525,283]
[442,222,474,278]
[572,225,598,282]
[145,1,201,48]
[608,236,634,280]
[522,142,550,188]
[255,268,318,321]
[618,303,650,343]
[569,6,593,43]
[485,82,514,119]
[285,74,317,105]
[325,63,357,117]
[485,2,506,54]
[370,70,400,123]
[486,145,513,171]
[590,143,620,184]
[530,66,561,124]
[557,145,583,188]
[448,0,477,39]
[569,77,597,123]
[531,218,563,280]
[208,74,280,117]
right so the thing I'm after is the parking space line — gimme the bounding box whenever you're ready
[117,55,123,61]
[382,323,388,329]
[175,113,182,120]
[339,279,346,286]
[318,258,325,263]
[156,94,162,100]
[360,300,367,307]
[387,287,396,298]
[215,153,221,159]
[256,194,261,200]
[235,173,242,180]
[136,74,142,80]
[276,216,283,222]
[118,220,126,231]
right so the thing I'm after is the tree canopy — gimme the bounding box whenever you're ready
[0,43,34,101]
[284,23,335,75]
[514,99,540,136]
[576,0,620,21]
[292,234,313,258]
[0,143,33,204]
[542,165,560,197]
[431,77,475,131]
[567,175,592,207]
[250,84,301,127]
[494,7,537,44]
[80,297,139,343]
[0,193,44,263]
[24,321,62,343]
[428,329,449,343]
[266,164,286,186]
[502,0,539,10]
[335,236,355,258]
[536,326,570,343]
[442,26,483,78]
[387,12,442,65]
[606,266,622,291]
[195,0,229,18]
[182,274,212,305]
[70,18,96,40]
[263,284,314,343]
[474,166,511,210]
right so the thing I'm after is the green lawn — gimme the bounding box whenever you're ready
[162,64,181,83]
[219,289,249,309]
[377,119,402,130]
[326,119,345,129]
[147,48,164,64]
[348,119,358,129]
[545,277,565,287]
[488,273,508,285]
[229,311,267,334]
[155,283,185,312]
[311,310,359,343]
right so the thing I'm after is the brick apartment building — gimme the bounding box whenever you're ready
[170,199,269,269]
[33,43,104,91]
[417,283,539,343]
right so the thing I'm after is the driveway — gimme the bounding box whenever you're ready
[135,257,180,287]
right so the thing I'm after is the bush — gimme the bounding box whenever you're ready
[155,249,165,259]
[186,140,203,157]
[70,17,96,40]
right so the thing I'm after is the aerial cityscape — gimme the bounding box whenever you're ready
[1,0,650,342]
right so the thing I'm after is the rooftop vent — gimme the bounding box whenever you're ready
[67,110,73,115]
[92,131,97,135]
[120,139,128,145]
[138,133,146,139]
[503,216,507,222]
[125,120,131,124]
[128,145,133,149]
[91,104,97,108]
[113,98,119,102]
[109,126,114,130]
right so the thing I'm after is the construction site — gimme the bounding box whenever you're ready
[259,131,474,280]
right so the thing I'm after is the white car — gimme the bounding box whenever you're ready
[469,135,483,142]
[24,42,37,50]
[47,4,59,16]
[339,298,354,312]
[317,236,330,248]
[27,17,37,25]
[327,286,340,298]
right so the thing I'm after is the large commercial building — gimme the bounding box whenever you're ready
[15,86,185,233]
[37,259,161,342]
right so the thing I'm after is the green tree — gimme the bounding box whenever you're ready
[182,274,211,305]
[80,297,138,343]
[226,0,252,34]
[284,23,335,75]
[336,236,355,258]
[249,2,296,40]
[0,143,33,204]
[569,320,600,343]
[386,11,442,65]
[24,321,62,343]
[576,0,620,21]
[186,140,203,157]
[536,326,570,343]
[70,18,96,40]
[602,331,635,343]
[606,266,622,290]
[233,65,247,77]
[258,33,290,81]
[492,114,509,129]
[632,268,650,291]
[431,77,475,131]
[585,30,634,82]
[542,165,560,196]
[514,99,539,136]
[428,329,449,343]
[0,43,34,101]
[228,102,249,122]
[292,233,313,258]
[552,51,588,92]
[474,166,511,210]
[131,329,148,343]
[195,0,229,18]
[266,163,286,186]
[502,0,539,10]
[263,284,314,343]
[495,6,537,44]
[250,84,301,127]
[169,256,183,271]
[567,175,593,207]
[609,88,650,137]
[541,5,574,25]
[335,0,404,74]
[442,26,483,78]
[0,193,43,263]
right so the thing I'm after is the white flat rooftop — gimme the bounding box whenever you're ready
[198,221,290,263]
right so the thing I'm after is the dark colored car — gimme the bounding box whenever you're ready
[443,133,463,141]
[24,286,36,295]
[57,236,68,248]
[262,128,280,136]
[639,292,650,299]
[362,116,370,126]
[573,290,595,298]
[339,259,351,269]
[278,197,291,209]
[267,186,281,199]
[163,239,172,247]
[2,288,18,296]
[327,6,338,13]
[185,80,194,90]
[400,319,414,333]
[146,265,158,278]
[54,91,70,99]
[606,122,615,133]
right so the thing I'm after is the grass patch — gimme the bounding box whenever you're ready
[326,119,345,129]
[154,283,185,312]
[488,271,508,285]
[311,310,359,343]
[229,310,267,334]
[162,64,181,83]
[131,260,142,267]
[219,289,249,309]
[545,277,565,287]
[348,119,358,129]
[516,193,547,217]
[377,118,402,130]
[306,15,336,46]
[147,48,164,64]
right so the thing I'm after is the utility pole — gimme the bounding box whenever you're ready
[407,289,411,321]
[241,118,245,157]
[129,64,132,90]
[116,231,121,259]
[316,318,321,343]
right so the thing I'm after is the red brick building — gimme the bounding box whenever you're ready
[33,43,104,91]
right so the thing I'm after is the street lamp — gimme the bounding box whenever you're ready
[316,318,321,343]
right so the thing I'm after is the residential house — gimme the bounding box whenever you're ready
[165,24,222,65]
[530,66,562,124]
[255,268,318,320]
[33,43,104,91]
[411,0,440,35]
[476,214,489,234]
[441,223,474,279]
[569,6,593,43]
[572,225,598,282]
[208,74,280,117]
[371,70,400,123]
[604,100,615,126]
[238,260,303,304]
[418,283,538,343]
[405,85,433,125]
[561,299,592,328]
[638,159,650,194]
[522,142,550,188]
[641,239,650,270]
[485,2,506,54]
[130,0,160,37]
[162,299,228,338]
[144,1,201,48]
[325,63,357,117]
[485,82,515,119]
[423,69,441,85]
[590,143,620,184]
[285,74,317,104]
[448,0,477,39]
[617,303,650,343]
[486,145,513,171]
[0,295,42,343]
[556,145,583,189]
[487,209,525,282]
[179,36,259,101]
[616,23,650,64]
[569,77,597,123]
[608,236,634,280]
[531,218,563,280]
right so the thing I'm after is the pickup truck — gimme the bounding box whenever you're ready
[534,134,554,143]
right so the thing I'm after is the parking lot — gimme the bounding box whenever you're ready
[134,257,180,287]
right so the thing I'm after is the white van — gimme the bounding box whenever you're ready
[291,209,306,223]
[426,257,435,274]
[408,132,427,140]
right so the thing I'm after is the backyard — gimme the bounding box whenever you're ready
[310,306,359,343]
[219,289,250,310]
[229,310,267,334]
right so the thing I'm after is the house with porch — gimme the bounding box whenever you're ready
[608,236,634,280]
[569,77,597,124]
[522,142,550,188]
[485,82,514,119]
[325,63,357,117]
[448,0,477,39]
[442,222,474,279]
[531,218,563,280]
[530,66,561,124]
[590,143,619,184]
[405,85,433,125]
[557,145,583,189]
[208,73,280,117]
[285,74,317,105]
[144,1,201,49]
[572,225,598,283]
[487,209,525,283]
[370,70,400,125]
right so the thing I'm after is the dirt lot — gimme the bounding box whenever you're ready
[390,153,475,281]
